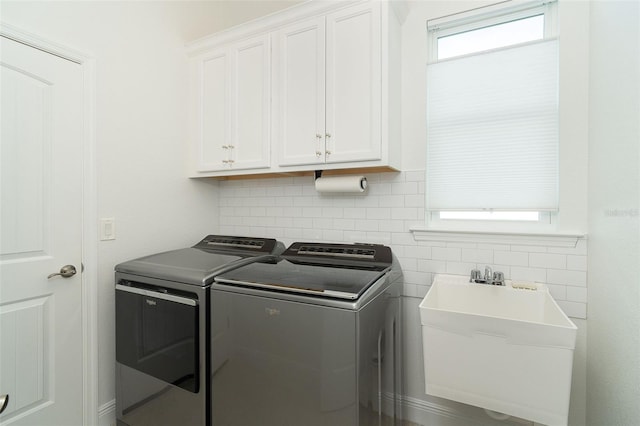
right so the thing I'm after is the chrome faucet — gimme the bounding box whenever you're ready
[469,266,505,286]
[484,266,492,282]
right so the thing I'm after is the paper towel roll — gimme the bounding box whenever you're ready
[315,175,367,193]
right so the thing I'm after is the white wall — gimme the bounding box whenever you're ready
[0,0,299,417]
[587,1,640,424]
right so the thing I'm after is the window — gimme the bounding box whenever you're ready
[426,1,558,231]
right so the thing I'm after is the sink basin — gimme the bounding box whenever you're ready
[419,274,577,425]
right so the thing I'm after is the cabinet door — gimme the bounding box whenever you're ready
[197,49,230,171]
[230,34,271,170]
[277,17,326,167]
[326,3,381,163]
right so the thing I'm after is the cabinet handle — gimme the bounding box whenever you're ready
[222,145,228,149]
[227,145,234,149]
[316,134,323,140]
[315,151,322,157]
[325,133,332,139]
[326,150,332,156]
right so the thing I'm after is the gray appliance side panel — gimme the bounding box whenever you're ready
[356,279,402,426]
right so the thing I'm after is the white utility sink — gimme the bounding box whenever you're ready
[420,274,577,425]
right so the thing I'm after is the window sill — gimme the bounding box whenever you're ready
[409,228,586,247]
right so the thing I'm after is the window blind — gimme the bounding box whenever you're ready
[426,39,559,211]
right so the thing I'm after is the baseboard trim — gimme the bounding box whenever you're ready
[401,394,473,424]
[97,394,519,426]
[399,394,525,426]
[98,399,116,426]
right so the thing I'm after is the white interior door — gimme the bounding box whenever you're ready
[0,36,84,425]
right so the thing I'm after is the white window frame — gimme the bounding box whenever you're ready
[427,2,558,62]
[425,0,559,234]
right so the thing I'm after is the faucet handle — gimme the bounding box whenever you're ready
[470,269,482,282]
[493,271,505,285]
[484,266,493,281]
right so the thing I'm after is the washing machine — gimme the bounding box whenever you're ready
[210,242,403,426]
[114,235,283,426]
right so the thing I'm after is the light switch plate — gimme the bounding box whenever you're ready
[100,218,116,241]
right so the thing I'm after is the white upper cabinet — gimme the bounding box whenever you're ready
[187,1,403,178]
[277,2,382,167]
[276,17,326,166]
[190,33,271,173]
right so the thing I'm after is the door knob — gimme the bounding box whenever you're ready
[47,265,77,279]
[0,394,8,414]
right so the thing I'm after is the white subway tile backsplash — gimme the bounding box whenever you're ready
[446,261,477,275]
[333,218,356,230]
[300,207,316,218]
[511,266,547,282]
[366,207,391,220]
[557,300,587,319]
[342,230,366,243]
[546,283,567,301]
[432,247,462,261]
[407,245,432,259]
[398,257,418,272]
[266,186,285,197]
[402,283,418,298]
[446,242,477,249]
[275,217,294,228]
[415,284,429,298]
[218,171,589,319]
[378,195,406,208]
[494,250,529,266]
[567,286,588,303]
[369,182,392,195]
[417,259,447,274]
[274,197,294,207]
[293,217,313,228]
[343,207,366,219]
[313,218,334,229]
[404,194,424,208]
[322,229,344,242]
[461,248,494,264]
[391,232,416,246]
[391,181,419,194]
[547,269,587,287]
[284,185,303,197]
[530,253,567,269]
[379,220,405,233]
[567,255,588,271]
[391,207,419,220]
[402,270,432,286]
[354,219,379,232]
[404,170,426,182]
[364,232,392,245]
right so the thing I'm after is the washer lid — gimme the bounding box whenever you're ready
[115,236,282,286]
[214,257,390,300]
